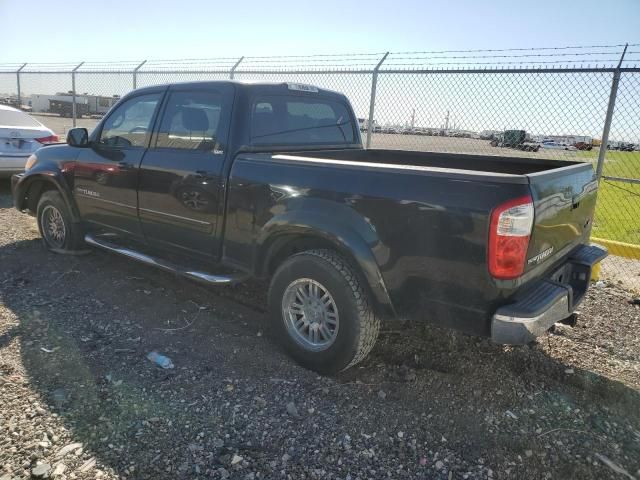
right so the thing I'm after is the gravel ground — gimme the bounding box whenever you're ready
[1,179,639,480]
[600,256,640,293]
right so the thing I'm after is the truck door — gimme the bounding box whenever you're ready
[136,85,234,258]
[74,92,164,237]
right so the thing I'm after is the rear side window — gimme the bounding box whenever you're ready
[0,109,42,128]
[155,91,226,152]
[250,95,355,146]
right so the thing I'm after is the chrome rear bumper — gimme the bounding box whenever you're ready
[491,244,607,345]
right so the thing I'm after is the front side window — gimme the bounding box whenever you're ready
[250,95,355,146]
[98,93,161,148]
[155,91,225,152]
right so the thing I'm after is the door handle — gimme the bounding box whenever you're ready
[117,161,131,170]
[194,170,212,179]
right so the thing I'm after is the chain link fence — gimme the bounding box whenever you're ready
[1,45,639,288]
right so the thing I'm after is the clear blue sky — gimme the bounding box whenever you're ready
[1,0,639,62]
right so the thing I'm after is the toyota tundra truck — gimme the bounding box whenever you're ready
[11,81,606,373]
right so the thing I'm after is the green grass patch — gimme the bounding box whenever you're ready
[576,151,640,244]
[592,180,640,244]
[576,150,640,177]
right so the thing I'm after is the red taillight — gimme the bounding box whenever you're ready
[488,195,534,279]
[35,135,59,144]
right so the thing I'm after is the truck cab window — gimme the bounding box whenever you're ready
[250,95,355,146]
[155,91,224,152]
[98,93,161,148]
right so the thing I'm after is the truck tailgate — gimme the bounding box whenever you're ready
[525,163,598,272]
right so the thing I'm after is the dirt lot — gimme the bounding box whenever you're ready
[1,180,639,480]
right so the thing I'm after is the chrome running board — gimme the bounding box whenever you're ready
[84,234,242,285]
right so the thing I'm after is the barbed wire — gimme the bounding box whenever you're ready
[0,43,637,72]
[392,44,636,54]
[387,52,629,61]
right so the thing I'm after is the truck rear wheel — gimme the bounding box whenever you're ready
[36,191,85,253]
[268,249,380,374]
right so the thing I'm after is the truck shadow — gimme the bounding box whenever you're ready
[0,179,14,207]
[1,235,639,479]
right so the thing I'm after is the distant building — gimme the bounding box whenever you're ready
[357,117,379,131]
[29,93,119,115]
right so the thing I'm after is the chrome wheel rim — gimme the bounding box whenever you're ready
[282,278,339,351]
[41,205,66,248]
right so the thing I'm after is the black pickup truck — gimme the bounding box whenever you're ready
[11,81,606,373]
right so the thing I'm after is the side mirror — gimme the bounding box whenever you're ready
[67,128,89,147]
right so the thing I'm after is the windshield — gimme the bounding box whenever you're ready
[0,109,42,128]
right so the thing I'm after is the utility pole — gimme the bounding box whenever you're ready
[444,110,450,130]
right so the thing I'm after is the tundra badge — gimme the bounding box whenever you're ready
[76,187,100,198]
[527,246,554,265]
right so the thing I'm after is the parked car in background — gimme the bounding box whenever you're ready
[540,141,577,151]
[479,130,500,140]
[605,142,635,151]
[0,105,59,178]
[573,142,593,151]
[0,97,21,109]
[618,143,636,152]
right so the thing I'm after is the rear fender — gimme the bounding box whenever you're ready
[257,205,396,318]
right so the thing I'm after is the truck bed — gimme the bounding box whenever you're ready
[280,148,597,283]
[228,145,597,336]
[293,148,585,177]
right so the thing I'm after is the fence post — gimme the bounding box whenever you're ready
[133,60,147,89]
[366,52,388,149]
[230,56,244,80]
[71,62,84,128]
[16,63,27,109]
[595,44,628,181]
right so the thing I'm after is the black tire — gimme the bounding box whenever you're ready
[36,190,84,252]
[268,249,380,374]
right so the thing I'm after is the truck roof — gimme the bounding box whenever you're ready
[130,80,347,100]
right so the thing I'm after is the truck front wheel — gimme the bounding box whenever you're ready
[268,249,380,374]
[36,191,85,253]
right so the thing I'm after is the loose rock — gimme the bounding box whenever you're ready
[31,463,51,478]
[286,401,300,418]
